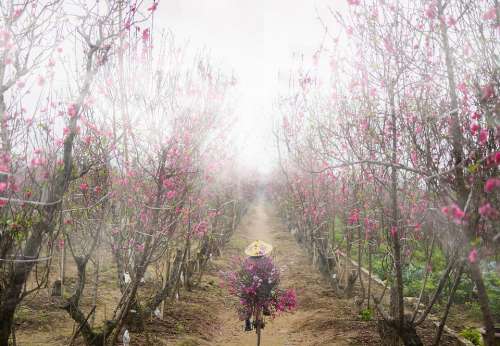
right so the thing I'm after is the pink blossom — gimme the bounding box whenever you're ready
[79,183,89,192]
[468,248,478,263]
[194,221,208,236]
[481,84,495,101]
[494,152,500,165]
[1,155,11,165]
[478,203,498,218]
[67,104,78,117]
[31,157,44,167]
[347,0,360,5]
[124,19,131,30]
[142,28,150,41]
[470,122,480,135]
[162,178,175,190]
[0,199,8,207]
[118,178,128,186]
[13,9,22,18]
[0,182,7,192]
[442,204,466,223]
[485,178,500,193]
[452,205,465,220]
[83,136,92,145]
[479,129,488,145]
[457,82,467,93]
[147,2,158,11]
[425,3,437,19]
[221,255,296,318]
[166,190,176,200]
[390,226,397,238]
[482,7,497,21]
[278,288,297,312]
[348,209,360,224]
[410,151,417,164]
[0,30,11,46]
[8,183,18,193]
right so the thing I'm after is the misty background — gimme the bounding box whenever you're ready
[155,0,344,175]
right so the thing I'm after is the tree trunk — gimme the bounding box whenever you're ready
[434,264,464,346]
[399,321,423,346]
[438,1,496,343]
[384,83,404,346]
[0,228,44,346]
[469,262,496,346]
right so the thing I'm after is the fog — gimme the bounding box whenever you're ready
[155,0,345,175]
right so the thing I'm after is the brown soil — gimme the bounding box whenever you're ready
[14,199,462,345]
[209,200,378,346]
[192,199,459,345]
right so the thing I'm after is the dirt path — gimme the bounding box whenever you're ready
[13,198,456,345]
[211,199,380,346]
[13,198,377,346]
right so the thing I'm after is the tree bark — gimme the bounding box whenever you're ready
[438,1,496,344]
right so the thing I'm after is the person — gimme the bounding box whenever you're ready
[243,240,273,331]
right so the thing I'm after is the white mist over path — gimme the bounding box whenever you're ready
[155,0,344,174]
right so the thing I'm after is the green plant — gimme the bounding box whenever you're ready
[459,327,483,346]
[463,302,484,321]
[483,270,500,320]
[454,275,476,304]
[359,308,373,321]
[175,322,186,333]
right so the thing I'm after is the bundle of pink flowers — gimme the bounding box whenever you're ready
[221,255,297,320]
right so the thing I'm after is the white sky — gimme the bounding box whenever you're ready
[156,0,345,175]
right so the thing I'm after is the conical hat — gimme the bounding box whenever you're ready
[244,240,273,257]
